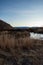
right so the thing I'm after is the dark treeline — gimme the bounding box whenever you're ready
[0,27,43,34]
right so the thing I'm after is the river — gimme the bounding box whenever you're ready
[30,32,43,40]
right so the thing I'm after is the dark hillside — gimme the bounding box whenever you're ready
[0,20,13,30]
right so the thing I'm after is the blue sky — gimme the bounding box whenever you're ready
[0,0,43,27]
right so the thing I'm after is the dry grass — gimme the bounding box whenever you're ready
[0,31,43,65]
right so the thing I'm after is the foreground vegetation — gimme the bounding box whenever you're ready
[0,30,43,65]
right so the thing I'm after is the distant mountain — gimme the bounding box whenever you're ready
[14,27,30,29]
[0,20,13,30]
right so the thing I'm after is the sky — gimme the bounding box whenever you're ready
[0,0,43,27]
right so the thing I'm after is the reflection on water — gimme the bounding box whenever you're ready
[30,32,43,40]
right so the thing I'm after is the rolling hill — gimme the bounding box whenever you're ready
[0,20,13,30]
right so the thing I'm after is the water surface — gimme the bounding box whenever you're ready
[30,32,43,40]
